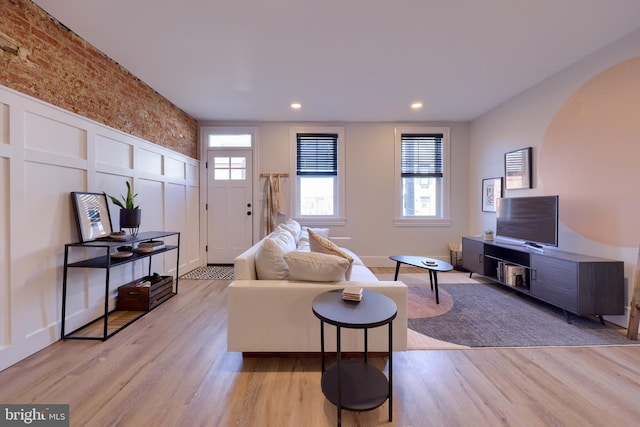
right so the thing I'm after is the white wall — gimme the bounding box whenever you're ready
[199,120,471,266]
[468,29,640,325]
[0,85,200,372]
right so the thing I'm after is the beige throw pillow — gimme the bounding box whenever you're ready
[308,229,354,280]
[284,251,349,282]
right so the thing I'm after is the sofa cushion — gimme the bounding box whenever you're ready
[296,239,310,252]
[278,218,302,242]
[255,229,297,279]
[283,251,350,282]
[308,229,354,280]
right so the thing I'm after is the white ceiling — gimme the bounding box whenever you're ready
[33,0,640,122]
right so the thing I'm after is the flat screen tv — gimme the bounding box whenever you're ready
[496,195,559,247]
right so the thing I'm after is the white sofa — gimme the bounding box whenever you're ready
[227,222,408,353]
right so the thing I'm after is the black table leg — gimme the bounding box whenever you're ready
[337,325,342,427]
[433,271,440,304]
[320,319,325,373]
[393,261,401,280]
[388,320,393,422]
[428,270,434,290]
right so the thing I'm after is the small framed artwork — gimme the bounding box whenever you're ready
[504,147,532,190]
[70,192,113,242]
[482,177,503,212]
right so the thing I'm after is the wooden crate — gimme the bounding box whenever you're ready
[117,275,174,311]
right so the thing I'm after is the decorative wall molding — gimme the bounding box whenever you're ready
[0,84,201,372]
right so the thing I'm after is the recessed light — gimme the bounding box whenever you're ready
[291,102,302,110]
[411,102,423,110]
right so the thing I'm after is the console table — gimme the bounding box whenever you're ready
[61,231,180,341]
[462,237,623,321]
[312,289,396,426]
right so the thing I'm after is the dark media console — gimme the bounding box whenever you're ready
[462,237,624,320]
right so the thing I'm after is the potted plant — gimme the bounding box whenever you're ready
[484,229,494,241]
[108,181,141,235]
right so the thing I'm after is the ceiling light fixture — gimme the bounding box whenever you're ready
[411,102,423,110]
[291,102,302,110]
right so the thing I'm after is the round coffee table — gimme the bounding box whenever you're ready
[312,289,397,426]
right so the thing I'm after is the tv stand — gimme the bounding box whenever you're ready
[461,237,624,318]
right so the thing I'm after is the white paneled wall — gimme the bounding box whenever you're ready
[0,85,201,372]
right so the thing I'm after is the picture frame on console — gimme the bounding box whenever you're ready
[70,191,113,242]
[504,147,532,190]
[482,177,503,212]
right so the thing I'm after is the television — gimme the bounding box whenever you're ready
[496,195,559,248]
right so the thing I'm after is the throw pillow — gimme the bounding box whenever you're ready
[284,251,349,282]
[278,218,302,242]
[301,226,330,239]
[308,229,354,280]
[255,229,297,279]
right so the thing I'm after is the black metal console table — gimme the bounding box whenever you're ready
[61,231,180,341]
[312,289,397,426]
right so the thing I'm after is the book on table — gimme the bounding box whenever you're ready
[342,287,363,302]
[136,240,165,252]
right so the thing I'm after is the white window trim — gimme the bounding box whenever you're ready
[393,126,452,227]
[290,126,346,226]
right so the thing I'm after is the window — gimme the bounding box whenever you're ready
[291,127,345,224]
[394,127,451,226]
[208,133,252,148]
[213,156,246,180]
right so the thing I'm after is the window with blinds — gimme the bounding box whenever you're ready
[395,127,450,223]
[291,128,345,221]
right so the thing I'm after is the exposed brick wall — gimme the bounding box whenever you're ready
[0,0,197,159]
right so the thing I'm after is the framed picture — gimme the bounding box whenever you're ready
[70,192,113,242]
[504,147,532,190]
[482,177,503,212]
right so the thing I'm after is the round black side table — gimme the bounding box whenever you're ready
[312,289,397,426]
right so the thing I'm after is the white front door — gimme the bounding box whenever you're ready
[207,149,253,264]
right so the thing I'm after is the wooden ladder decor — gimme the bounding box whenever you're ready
[626,244,640,340]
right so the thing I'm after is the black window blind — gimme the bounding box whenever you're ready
[401,134,443,178]
[296,133,338,176]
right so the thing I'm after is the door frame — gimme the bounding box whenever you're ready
[199,126,260,266]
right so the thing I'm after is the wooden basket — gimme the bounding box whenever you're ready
[117,275,173,311]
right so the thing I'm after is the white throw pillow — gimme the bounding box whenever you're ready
[308,229,354,280]
[279,218,302,242]
[296,239,310,252]
[255,229,297,279]
[270,228,297,251]
[284,251,349,282]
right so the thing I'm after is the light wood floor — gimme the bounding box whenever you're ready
[1,274,640,426]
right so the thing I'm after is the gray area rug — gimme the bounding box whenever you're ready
[180,265,234,280]
[409,281,633,347]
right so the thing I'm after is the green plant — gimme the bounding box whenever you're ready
[108,181,139,210]
[484,229,494,235]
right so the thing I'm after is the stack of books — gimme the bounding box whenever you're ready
[496,262,527,288]
[342,287,363,302]
[136,240,165,253]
